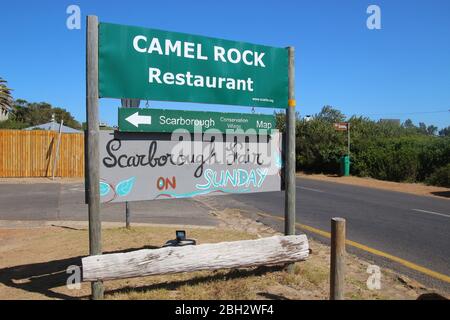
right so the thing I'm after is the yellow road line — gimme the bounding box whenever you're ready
[256,212,450,284]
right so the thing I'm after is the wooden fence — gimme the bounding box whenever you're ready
[0,130,84,178]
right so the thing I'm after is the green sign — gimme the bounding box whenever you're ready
[99,23,288,108]
[118,108,276,133]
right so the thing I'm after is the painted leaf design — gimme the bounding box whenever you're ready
[99,182,111,197]
[115,177,136,197]
[275,154,283,168]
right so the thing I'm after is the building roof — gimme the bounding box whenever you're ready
[24,121,81,133]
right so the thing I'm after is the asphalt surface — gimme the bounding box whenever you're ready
[217,178,450,291]
[0,182,218,227]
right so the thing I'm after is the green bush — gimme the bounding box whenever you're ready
[426,164,450,187]
[351,136,446,183]
[276,107,450,186]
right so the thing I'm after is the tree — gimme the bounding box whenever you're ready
[418,122,427,134]
[427,125,438,136]
[4,99,82,129]
[315,105,345,123]
[0,77,13,114]
[402,119,415,129]
[439,126,450,137]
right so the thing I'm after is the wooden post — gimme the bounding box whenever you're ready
[330,217,346,300]
[86,15,104,300]
[51,120,63,180]
[284,46,296,273]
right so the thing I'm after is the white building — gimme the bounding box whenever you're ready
[0,106,11,122]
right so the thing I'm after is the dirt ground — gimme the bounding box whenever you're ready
[297,173,450,199]
[0,209,447,300]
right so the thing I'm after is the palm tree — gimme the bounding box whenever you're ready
[0,77,13,117]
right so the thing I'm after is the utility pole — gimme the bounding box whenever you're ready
[86,15,104,300]
[285,46,296,273]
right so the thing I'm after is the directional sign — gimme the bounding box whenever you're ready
[125,111,152,127]
[118,108,276,133]
[334,122,348,131]
[99,131,283,203]
[98,22,288,108]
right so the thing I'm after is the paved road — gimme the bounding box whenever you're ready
[0,182,218,227]
[216,178,450,290]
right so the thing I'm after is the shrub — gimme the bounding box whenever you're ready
[426,164,450,187]
[276,107,450,186]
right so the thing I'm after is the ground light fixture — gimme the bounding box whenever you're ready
[163,230,197,247]
[176,230,186,242]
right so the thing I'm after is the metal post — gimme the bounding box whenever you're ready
[330,217,346,300]
[86,15,104,300]
[120,99,140,229]
[52,120,63,180]
[125,201,130,229]
[284,46,296,272]
[347,123,350,157]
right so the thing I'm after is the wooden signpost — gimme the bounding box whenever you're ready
[285,47,296,245]
[85,15,297,299]
[86,15,103,299]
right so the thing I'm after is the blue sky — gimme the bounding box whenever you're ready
[1,0,449,128]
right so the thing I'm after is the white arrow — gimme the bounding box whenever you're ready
[125,112,152,128]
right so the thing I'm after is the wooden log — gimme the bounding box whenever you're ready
[82,235,309,281]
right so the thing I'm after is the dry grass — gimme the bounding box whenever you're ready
[1,219,445,300]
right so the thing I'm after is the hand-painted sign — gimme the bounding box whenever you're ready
[334,123,348,131]
[99,23,288,108]
[118,108,276,134]
[99,131,283,203]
